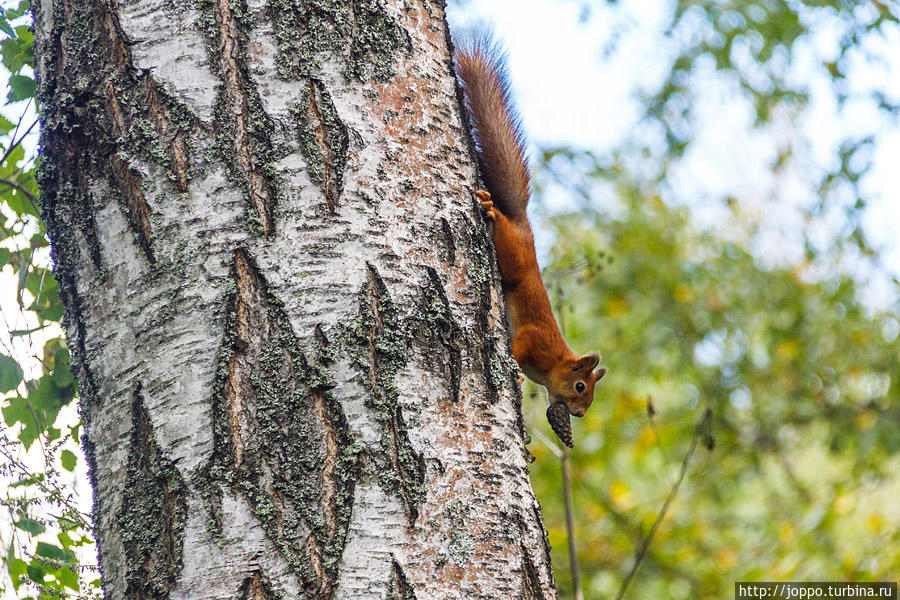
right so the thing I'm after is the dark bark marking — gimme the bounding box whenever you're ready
[110,157,157,265]
[40,117,106,274]
[519,541,545,600]
[314,323,333,364]
[197,0,280,237]
[145,81,190,193]
[266,0,411,82]
[117,386,188,600]
[388,559,416,600]
[344,263,425,526]
[197,249,358,598]
[446,212,514,408]
[532,503,555,589]
[292,79,349,213]
[240,570,281,600]
[37,0,200,282]
[509,507,554,600]
[79,430,111,587]
[413,266,462,404]
[439,217,456,265]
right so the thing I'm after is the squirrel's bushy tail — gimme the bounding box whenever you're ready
[454,29,531,221]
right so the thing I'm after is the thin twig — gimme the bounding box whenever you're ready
[550,281,584,600]
[528,423,563,458]
[561,445,583,600]
[614,406,713,600]
[0,442,92,526]
[0,177,37,207]
[8,98,31,147]
[0,117,38,167]
[646,396,675,487]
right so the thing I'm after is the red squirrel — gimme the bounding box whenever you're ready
[454,31,607,440]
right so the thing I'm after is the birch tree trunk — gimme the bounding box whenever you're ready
[33,0,557,598]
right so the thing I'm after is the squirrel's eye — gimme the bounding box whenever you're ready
[575,381,586,393]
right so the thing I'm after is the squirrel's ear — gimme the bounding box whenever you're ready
[593,366,608,382]
[572,353,600,373]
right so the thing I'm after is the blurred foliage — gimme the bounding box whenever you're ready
[525,177,899,598]
[523,1,900,598]
[0,1,99,598]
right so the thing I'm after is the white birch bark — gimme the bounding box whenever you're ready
[33,0,557,598]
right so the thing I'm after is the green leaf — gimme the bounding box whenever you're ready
[51,347,73,388]
[56,531,73,547]
[6,1,31,21]
[36,300,64,323]
[28,375,69,428]
[26,270,62,323]
[60,449,76,472]
[2,396,40,448]
[25,562,45,585]
[9,473,43,487]
[0,141,24,172]
[0,18,14,39]
[0,115,13,136]
[6,545,27,590]
[34,542,75,566]
[13,518,45,536]
[53,565,79,590]
[6,74,34,104]
[0,353,23,392]
[0,27,33,74]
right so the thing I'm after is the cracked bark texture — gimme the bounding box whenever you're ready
[33,0,556,598]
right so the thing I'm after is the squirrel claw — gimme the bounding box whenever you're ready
[475,190,496,221]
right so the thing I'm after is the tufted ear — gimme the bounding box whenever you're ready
[571,352,600,373]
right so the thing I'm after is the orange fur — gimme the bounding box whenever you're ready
[456,34,607,418]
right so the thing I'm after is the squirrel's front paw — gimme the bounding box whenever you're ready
[475,190,495,221]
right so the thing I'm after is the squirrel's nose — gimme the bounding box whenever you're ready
[570,406,586,418]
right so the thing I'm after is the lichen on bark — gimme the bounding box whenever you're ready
[343,264,426,525]
[266,0,411,82]
[195,0,283,236]
[290,79,349,212]
[240,570,283,600]
[117,388,188,600]
[387,560,415,600]
[411,266,463,404]
[35,0,200,415]
[196,249,359,596]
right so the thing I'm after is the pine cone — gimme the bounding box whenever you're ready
[546,403,574,448]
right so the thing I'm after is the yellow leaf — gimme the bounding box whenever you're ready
[867,514,885,533]
[607,297,627,317]
[673,284,694,303]
[833,490,854,516]
[856,411,877,430]
[715,548,737,570]
[777,522,795,542]
[775,339,799,361]
[610,480,633,509]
